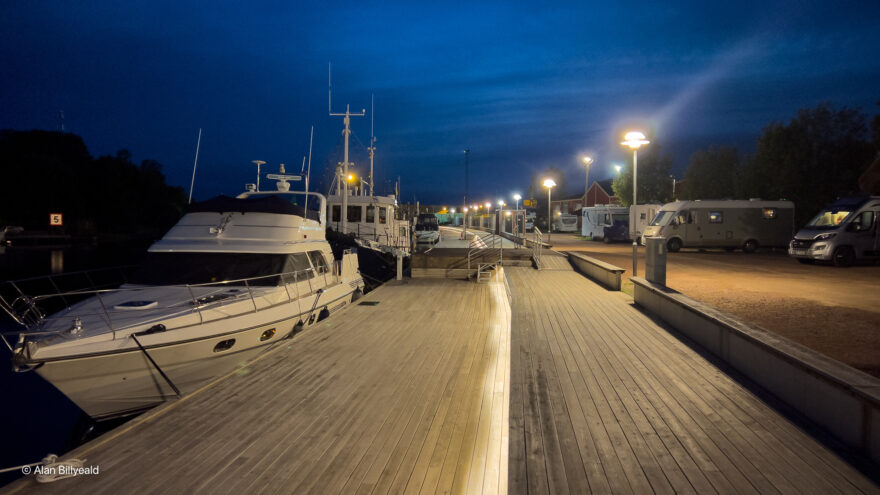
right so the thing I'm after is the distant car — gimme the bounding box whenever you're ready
[414,213,440,244]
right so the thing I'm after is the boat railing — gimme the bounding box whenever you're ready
[0,263,345,351]
[332,221,410,250]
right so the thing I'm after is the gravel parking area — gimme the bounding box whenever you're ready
[546,234,880,378]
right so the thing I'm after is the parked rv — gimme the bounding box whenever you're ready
[582,205,629,241]
[553,213,579,233]
[789,196,880,267]
[629,204,661,242]
[643,199,795,252]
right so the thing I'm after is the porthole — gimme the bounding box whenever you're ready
[260,328,276,341]
[213,339,235,352]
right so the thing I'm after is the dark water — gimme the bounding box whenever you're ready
[0,243,149,486]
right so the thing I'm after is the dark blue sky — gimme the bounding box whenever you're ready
[2,1,878,204]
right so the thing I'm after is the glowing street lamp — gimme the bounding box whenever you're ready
[621,131,650,276]
[512,193,522,211]
[581,155,593,202]
[543,178,556,240]
[614,164,622,175]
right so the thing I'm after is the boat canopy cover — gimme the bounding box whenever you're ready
[189,195,320,220]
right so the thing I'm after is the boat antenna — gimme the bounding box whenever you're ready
[368,93,376,197]
[252,160,266,191]
[329,64,365,234]
[303,125,314,215]
[188,128,202,204]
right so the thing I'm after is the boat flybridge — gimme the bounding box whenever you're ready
[2,171,364,420]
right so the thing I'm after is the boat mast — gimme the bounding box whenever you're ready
[368,94,376,197]
[329,64,365,234]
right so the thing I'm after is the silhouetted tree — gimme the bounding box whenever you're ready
[741,102,874,224]
[612,143,673,206]
[680,146,740,200]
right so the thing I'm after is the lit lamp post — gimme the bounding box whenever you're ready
[581,155,593,205]
[462,207,469,239]
[513,194,522,237]
[621,130,650,276]
[543,178,556,241]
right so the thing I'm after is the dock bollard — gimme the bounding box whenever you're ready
[396,254,403,281]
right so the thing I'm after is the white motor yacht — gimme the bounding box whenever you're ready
[2,178,364,420]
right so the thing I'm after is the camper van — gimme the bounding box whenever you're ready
[789,196,880,266]
[582,205,629,242]
[630,204,661,242]
[553,213,579,233]
[643,199,795,252]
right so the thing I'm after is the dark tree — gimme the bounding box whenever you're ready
[741,103,874,224]
[612,143,673,206]
[680,146,740,200]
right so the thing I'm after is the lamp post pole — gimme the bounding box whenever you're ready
[621,131,650,277]
[543,179,556,242]
[581,155,593,204]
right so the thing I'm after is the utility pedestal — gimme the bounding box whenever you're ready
[645,237,667,286]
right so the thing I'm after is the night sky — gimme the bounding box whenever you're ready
[2,1,878,204]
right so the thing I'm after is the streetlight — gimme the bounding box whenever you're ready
[512,193,521,211]
[581,155,593,204]
[543,178,556,241]
[614,164,623,175]
[621,131,650,276]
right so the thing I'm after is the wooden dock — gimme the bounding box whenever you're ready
[8,256,879,494]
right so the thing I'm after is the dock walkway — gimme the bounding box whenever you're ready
[505,262,877,494]
[9,253,878,494]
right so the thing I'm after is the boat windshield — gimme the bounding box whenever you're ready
[129,252,291,286]
[650,211,675,226]
[805,209,853,229]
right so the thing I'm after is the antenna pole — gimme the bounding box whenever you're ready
[329,67,366,234]
[304,126,314,216]
[188,128,202,204]
[252,160,266,191]
[368,94,376,197]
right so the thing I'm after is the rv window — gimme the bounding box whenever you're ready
[331,205,341,222]
[677,212,688,225]
[852,211,875,231]
[347,205,362,223]
[640,213,647,220]
[366,205,375,223]
[688,211,699,224]
[709,211,723,223]
[762,208,777,219]
[379,207,387,224]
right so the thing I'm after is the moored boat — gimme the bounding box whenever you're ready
[2,177,364,420]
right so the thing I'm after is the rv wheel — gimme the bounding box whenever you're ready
[743,239,758,253]
[832,246,855,267]
[667,238,682,253]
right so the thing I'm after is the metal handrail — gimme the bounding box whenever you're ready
[467,233,504,279]
[0,261,340,336]
[533,227,544,266]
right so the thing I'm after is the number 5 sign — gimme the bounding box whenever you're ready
[49,213,63,226]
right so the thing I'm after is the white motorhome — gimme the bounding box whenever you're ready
[630,204,661,242]
[553,213,579,233]
[643,199,795,252]
[582,205,629,241]
[789,196,880,266]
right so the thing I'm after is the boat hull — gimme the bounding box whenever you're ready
[29,288,357,420]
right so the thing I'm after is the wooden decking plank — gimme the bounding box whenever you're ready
[598,292,863,494]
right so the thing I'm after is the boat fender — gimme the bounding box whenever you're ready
[351,288,364,302]
[317,307,330,322]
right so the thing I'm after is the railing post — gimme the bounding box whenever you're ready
[187,285,203,324]
[245,279,258,313]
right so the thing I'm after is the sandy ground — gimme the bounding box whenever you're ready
[546,234,880,377]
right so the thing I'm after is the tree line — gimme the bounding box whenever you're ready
[0,130,187,240]
[608,101,880,225]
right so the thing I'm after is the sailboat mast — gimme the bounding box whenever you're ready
[368,94,376,197]
[329,64,365,234]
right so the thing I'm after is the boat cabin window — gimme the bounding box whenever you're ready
[307,251,330,274]
[347,205,362,223]
[282,253,315,282]
[709,211,723,223]
[366,205,375,223]
[379,207,387,224]
[331,205,341,223]
[130,252,289,286]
